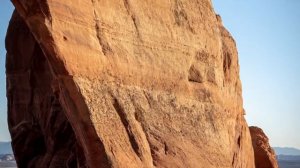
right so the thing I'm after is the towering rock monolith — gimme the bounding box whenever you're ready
[6,0,254,167]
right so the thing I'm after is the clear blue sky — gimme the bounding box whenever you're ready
[0,1,299,149]
[213,0,300,149]
[0,1,13,142]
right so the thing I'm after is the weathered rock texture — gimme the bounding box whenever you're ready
[6,0,255,167]
[249,126,279,168]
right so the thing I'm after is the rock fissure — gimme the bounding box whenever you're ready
[91,0,113,56]
[173,0,194,33]
[112,98,142,160]
[123,0,141,38]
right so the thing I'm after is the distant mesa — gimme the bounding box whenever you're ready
[0,142,13,155]
[273,147,300,156]
[273,147,300,168]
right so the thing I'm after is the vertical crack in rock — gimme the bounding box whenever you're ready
[164,142,169,155]
[58,78,111,168]
[112,98,142,159]
[232,115,242,168]
[237,135,241,147]
[173,0,194,33]
[223,51,232,77]
[142,91,153,109]
[232,152,237,167]
[91,0,113,56]
[127,92,156,166]
[123,0,141,38]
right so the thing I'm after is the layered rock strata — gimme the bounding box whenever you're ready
[6,0,254,167]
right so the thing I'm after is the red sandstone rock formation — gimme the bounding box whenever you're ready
[6,0,255,167]
[250,126,279,168]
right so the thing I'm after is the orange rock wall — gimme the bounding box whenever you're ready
[7,0,255,167]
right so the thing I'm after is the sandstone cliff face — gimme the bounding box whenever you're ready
[6,0,254,167]
[249,126,279,168]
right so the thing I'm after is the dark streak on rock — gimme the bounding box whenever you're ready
[112,98,142,159]
[91,0,113,56]
[123,0,141,38]
[174,0,195,33]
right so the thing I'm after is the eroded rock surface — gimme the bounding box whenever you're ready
[250,126,279,168]
[7,0,254,167]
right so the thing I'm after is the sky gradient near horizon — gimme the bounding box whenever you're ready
[0,1,14,142]
[213,0,300,148]
[0,1,300,149]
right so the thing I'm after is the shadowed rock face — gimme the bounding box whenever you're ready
[6,11,88,167]
[249,126,279,168]
[6,0,254,167]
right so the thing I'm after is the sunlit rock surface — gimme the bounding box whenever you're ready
[6,0,255,167]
